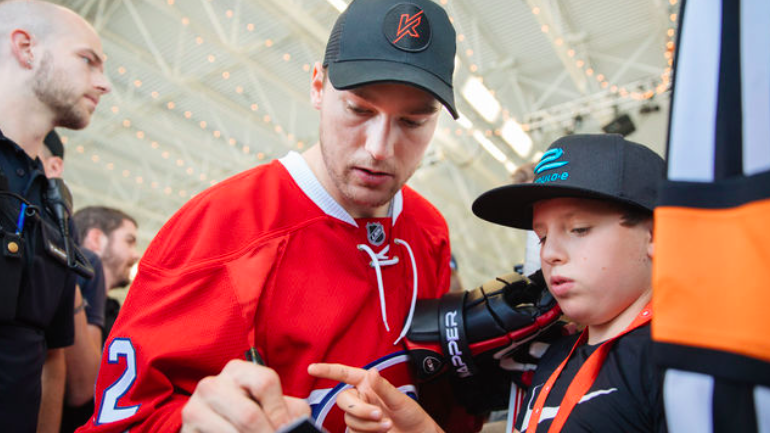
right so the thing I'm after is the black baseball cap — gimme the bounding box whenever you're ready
[43,129,65,159]
[472,134,665,230]
[323,0,458,119]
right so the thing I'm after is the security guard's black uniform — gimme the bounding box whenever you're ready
[1,128,77,432]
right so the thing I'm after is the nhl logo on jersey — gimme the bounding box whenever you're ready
[366,222,386,246]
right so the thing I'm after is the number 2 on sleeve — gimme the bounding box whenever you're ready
[97,338,141,424]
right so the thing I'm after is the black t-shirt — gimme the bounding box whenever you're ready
[516,324,666,432]
[1,129,76,432]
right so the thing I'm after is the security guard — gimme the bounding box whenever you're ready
[0,128,81,432]
[0,1,111,430]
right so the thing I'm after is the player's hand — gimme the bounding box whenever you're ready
[308,363,444,433]
[181,360,310,433]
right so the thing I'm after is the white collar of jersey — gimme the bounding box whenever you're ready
[279,151,403,227]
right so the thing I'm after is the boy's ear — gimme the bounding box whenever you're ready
[646,221,655,259]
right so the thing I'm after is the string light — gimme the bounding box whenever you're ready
[82,17,321,197]
[65,123,220,200]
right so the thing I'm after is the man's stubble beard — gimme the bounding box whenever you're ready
[101,244,131,289]
[31,51,89,130]
[318,134,402,211]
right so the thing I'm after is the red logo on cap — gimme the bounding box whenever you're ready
[393,10,423,44]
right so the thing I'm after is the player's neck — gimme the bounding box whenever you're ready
[586,289,651,345]
[302,144,391,219]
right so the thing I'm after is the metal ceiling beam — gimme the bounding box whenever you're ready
[523,74,666,131]
[198,0,230,45]
[532,69,570,111]
[139,0,311,103]
[122,0,172,76]
[98,34,293,158]
[590,50,665,75]
[92,0,121,32]
[256,0,329,50]
[525,0,596,95]
[448,0,543,127]
[606,33,661,84]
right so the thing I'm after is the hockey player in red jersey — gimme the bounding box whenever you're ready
[78,1,472,432]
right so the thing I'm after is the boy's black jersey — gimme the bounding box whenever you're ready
[516,324,666,432]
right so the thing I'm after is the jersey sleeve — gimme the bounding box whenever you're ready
[77,238,285,433]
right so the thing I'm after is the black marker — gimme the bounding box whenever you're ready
[245,347,265,366]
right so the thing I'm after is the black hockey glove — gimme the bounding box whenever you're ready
[405,271,563,414]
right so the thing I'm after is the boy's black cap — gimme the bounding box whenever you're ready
[43,129,64,159]
[472,134,665,230]
[323,0,458,119]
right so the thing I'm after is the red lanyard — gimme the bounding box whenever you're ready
[525,304,652,433]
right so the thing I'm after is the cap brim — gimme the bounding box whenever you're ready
[472,183,653,230]
[328,59,458,119]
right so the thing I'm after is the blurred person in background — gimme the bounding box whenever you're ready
[73,206,140,340]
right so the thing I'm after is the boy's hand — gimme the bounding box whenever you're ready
[308,363,444,433]
[181,360,310,433]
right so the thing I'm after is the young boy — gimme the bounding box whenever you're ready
[310,133,666,432]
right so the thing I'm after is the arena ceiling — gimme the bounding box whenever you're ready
[51,0,678,287]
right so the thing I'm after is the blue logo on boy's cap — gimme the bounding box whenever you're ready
[534,148,570,184]
[535,148,569,174]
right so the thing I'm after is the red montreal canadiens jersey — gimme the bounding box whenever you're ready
[78,152,452,433]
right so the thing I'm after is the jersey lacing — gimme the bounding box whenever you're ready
[357,239,418,345]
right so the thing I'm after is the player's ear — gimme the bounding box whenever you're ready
[310,62,325,110]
